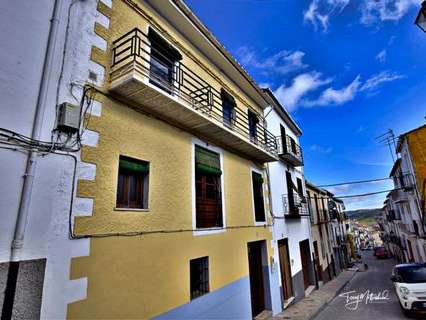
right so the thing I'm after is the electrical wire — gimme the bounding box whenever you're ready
[333,189,398,199]
[317,177,392,188]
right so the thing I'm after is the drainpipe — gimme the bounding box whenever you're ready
[11,0,64,261]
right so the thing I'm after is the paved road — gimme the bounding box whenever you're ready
[314,252,409,320]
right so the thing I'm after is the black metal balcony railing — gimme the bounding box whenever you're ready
[319,209,329,223]
[110,28,278,156]
[276,135,303,166]
[282,191,309,217]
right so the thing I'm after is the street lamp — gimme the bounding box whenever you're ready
[415,1,426,32]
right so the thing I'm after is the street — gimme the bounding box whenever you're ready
[315,252,410,320]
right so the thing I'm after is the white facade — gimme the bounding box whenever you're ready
[386,138,426,262]
[264,102,313,315]
[0,0,110,318]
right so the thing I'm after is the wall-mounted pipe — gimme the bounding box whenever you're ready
[11,0,65,261]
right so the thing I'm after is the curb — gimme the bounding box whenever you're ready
[307,270,358,320]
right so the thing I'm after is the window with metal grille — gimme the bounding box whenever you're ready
[252,171,266,222]
[116,156,149,209]
[190,256,209,299]
[195,146,223,228]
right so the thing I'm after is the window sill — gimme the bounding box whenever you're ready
[254,221,267,226]
[193,227,226,236]
[114,207,150,213]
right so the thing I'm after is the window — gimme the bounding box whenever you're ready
[252,171,266,222]
[195,146,223,228]
[148,28,182,92]
[116,156,149,209]
[248,110,258,140]
[289,136,297,154]
[190,256,209,299]
[221,89,236,126]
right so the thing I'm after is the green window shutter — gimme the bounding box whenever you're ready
[120,158,149,174]
[195,146,222,175]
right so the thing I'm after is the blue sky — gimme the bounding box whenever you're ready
[186,0,426,210]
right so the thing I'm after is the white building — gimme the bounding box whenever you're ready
[387,144,425,263]
[263,89,315,314]
[0,0,110,318]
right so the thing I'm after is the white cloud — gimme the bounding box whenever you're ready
[303,75,361,106]
[360,70,404,91]
[360,0,420,25]
[236,47,308,75]
[304,0,350,32]
[376,49,387,63]
[273,72,332,111]
[300,70,403,108]
[310,144,334,153]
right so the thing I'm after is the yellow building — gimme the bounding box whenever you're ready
[305,181,336,285]
[397,124,426,214]
[68,0,280,318]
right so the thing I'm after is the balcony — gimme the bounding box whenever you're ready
[397,173,415,191]
[109,28,278,162]
[388,209,401,221]
[390,188,408,203]
[282,191,309,218]
[318,209,330,223]
[277,135,303,166]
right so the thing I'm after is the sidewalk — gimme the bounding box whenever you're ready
[270,268,358,320]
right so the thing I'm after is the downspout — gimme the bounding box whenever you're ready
[11,0,64,261]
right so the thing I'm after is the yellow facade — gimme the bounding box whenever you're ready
[306,184,333,278]
[406,125,426,204]
[68,0,274,318]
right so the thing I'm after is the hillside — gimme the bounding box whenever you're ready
[345,208,383,225]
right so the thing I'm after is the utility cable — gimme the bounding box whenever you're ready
[317,177,392,188]
[333,189,398,199]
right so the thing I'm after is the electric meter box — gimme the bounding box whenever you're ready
[57,103,81,133]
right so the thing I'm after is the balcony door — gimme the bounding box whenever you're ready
[285,171,296,215]
[221,89,236,127]
[148,28,182,92]
[280,125,287,153]
[248,110,258,141]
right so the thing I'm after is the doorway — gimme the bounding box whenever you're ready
[313,241,322,282]
[247,241,265,317]
[299,239,312,290]
[278,239,293,301]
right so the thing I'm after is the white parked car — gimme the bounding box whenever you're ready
[391,263,426,317]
